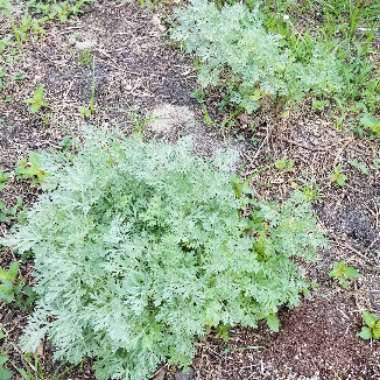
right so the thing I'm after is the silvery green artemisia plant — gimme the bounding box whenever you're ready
[171,0,342,112]
[2,130,326,380]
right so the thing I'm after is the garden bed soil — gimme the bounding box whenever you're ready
[0,1,379,379]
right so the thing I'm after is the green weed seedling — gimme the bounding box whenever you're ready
[13,16,44,45]
[31,0,92,22]
[372,158,380,170]
[349,159,369,176]
[202,106,214,127]
[0,262,19,304]
[231,176,251,199]
[0,68,6,92]
[13,72,25,82]
[0,352,12,380]
[0,170,9,191]
[0,201,11,223]
[2,0,91,60]
[0,198,25,224]
[266,313,280,332]
[14,281,37,312]
[78,48,93,67]
[41,113,52,128]
[192,88,205,104]
[311,99,329,112]
[329,260,360,288]
[79,90,95,119]
[128,112,154,137]
[275,158,295,172]
[216,323,231,342]
[0,39,9,53]
[358,311,380,341]
[334,114,345,131]
[16,152,47,186]
[360,114,380,138]
[26,85,47,114]
[301,184,320,203]
[0,260,36,311]
[79,103,94,119]
[330,165,347,187]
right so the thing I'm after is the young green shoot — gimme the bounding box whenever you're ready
[16,153,47,186]
[26,85,47,114]
[329,260,360,289]
[330,165,347,187]
[275,158,295,172]
[358,311,380,341]
[0,262,20,304]
[0,352,12,380]
[0,170,9,191]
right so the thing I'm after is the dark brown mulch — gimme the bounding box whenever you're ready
[191,297,380,380]
[264,298,380,380]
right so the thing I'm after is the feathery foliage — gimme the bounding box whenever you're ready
[171,0,342,113]
[2,130,326,380]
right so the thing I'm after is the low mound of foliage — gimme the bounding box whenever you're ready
[2,130,326,380]
[171,0,342,113]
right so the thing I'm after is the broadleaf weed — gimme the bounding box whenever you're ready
[329,260,360,288]
[359,311,380,341]
[26,85,47,114]
[16,152,48,186]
